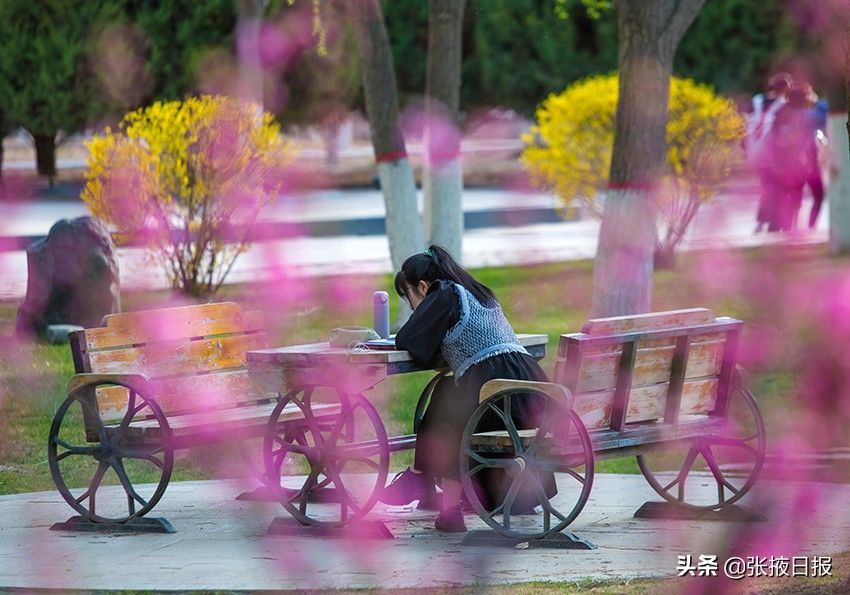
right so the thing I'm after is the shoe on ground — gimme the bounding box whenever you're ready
[379,467,435,505]
[435,506,467,532]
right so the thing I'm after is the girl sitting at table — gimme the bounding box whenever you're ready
[380,245,556,532]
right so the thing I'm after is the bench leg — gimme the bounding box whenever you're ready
[633,501,766,522]
[49,381,174,526]
[266,516,393,539]
[461,529,595,549]
[50,515,176,534]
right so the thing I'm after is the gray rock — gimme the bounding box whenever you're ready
[15,216,120,339]
[46,324,85,345]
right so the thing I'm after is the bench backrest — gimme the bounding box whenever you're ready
[553,308,742,432]
[70,302,270,422]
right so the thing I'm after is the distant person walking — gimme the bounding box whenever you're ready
[800,83,829,229]
[768,83,821,231]
[746,73,791,233]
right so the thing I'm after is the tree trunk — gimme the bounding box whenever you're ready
[828,113,850,254]
[33,133,57,184]
[322,122,340,167]
[834,23,850,256]
[592,0,705,317]
[423,0,465,260]
[236,0,267,108]
[350,0,424,274]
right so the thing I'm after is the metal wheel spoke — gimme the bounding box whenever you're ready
[325,461,363,517]
[701,446,741,496]
[111,402,147,438]
[561,466,586,485]
[75,460,109,507]
[466,449,492,466]
[55,441,100,461]
[675,449,700,501]
[321,396,360,451]
[501,473,524,521]
[297,392,318,428]
[271,447,286,461]
[486,502,506,520]
[339,455,380,472]
[299,467,322,515]
[530,459,563,472]
[530,473,567,522]
[113,449,166,470]
[77,396,109,443]
[287,442,317,458]
[142,455,165,470]
[114,446,165,462]
[709,436,760,457]
[273,434,316,458]
[487,402,523,453]
[465,463,486,478]
[661,475,681,493]
[110,391,146,444]
[502,394,512,424]
[54,437,98,453]
[111,458,148,509]
[465,449,513,469]
[322,410,351,451]
[525,416,558,458]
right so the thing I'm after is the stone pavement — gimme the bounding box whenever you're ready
[2,474,849,591]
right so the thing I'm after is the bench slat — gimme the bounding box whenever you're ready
[573,377,718,430]
[128,401,340,430]
[580,308,715,335]
[570,338,723,393]
[115,402,342,441]
[86,303,263,350]
[87,332,268,378]
[95,370,275,422]
[469,414,725,451]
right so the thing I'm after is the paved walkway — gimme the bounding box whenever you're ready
[0,186,829,301]
[2,474,849,591]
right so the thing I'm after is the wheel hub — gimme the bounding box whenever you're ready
[508,456,527,477]
[92,444,112,462]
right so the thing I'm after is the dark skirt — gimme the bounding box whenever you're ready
[414,351,558,509]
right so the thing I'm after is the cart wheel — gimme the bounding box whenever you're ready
[460,389,594,540]
[48,381,173,523]
[264,386,389,527]
[236,393,316,486]
[255,406,355,491]
[637,381,766,509]
[413,369,451,433]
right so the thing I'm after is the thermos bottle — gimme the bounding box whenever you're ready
[373,291,390,339]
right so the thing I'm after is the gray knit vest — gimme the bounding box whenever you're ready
[441,283,528,379]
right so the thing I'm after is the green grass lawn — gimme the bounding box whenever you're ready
[1,245,848,496]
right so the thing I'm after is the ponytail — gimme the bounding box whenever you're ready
[394,245,496,307]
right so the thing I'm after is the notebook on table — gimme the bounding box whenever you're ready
[361,336,397,350]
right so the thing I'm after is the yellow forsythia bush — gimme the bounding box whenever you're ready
[83,95,290,296]
[521,74,745,263]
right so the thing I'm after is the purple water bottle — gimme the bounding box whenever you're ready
[373,291,390,339]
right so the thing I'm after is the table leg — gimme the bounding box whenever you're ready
[263,384,390,527]
[413,369,452,433]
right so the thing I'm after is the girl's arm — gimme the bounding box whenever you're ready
[395,281,459,365]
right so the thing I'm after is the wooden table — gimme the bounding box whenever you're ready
[245,334,548,531]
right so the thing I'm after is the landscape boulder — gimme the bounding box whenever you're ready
[15,216,120,339]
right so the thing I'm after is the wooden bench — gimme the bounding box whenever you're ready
[47,302,339,529]
[460,308,766,541]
